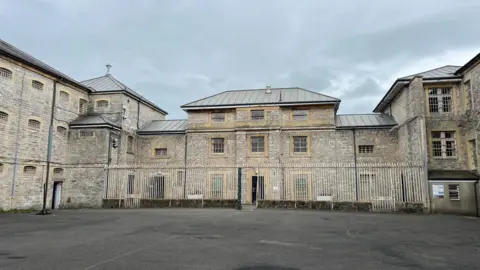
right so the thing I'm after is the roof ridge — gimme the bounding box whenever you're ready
[182,90,231,107]
[107,74,128,90]
[401,65,460,79]
[80,74,109,83]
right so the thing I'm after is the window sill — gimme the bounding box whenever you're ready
[152,156,170,159]
[432,157,458,160]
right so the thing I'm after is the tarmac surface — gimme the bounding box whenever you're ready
[0,208,479,270]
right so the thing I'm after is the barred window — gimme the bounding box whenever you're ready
[428,88,452,113]
[0,67,12,80]
[28,119,41,130]
[465,80,472,110]
[127,175,134,195]
[359,145,374,153]
[59,91,70,102]
[24,166,36,175]
[53,168,64,176]
[293,136,308,153]
[212,138,225,154]
[96,100,109,108]
[0,111,8,122]
[250,136,265,153]
[56,126,67,136]
[251,110,265,120]
[31,80,44,90]
[211,174,224,199]
[432,131,456,158]
[79,99,88,114]
[127,136,134,153]
[295,174,309,201]
[448,184,460,200]
[80,130,94,137]
[154,148,167,156]
[211,112,225,123]
[292,110,307,120]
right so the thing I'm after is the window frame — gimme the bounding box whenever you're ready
[211,137,225,154]
[431,131,457,158]
[79,130,95,137]
[79,98,88,114]
[56,126,67,136]
[0,67,13,80]
[428,87,453,114]
[28,119,41,130]
[291,171,312,201]
[127,174,135,195]
[0,163,4,174]
[127,136,134,153]
[250,109,265,121]
[153,148,168,157]
[96,99,109,108]
[292,136,309,153]
[358,145,374,154]
[291,109,308,121]
[448,184,460,200]
[250,135,266,153]
[211,112,226,123]
[59,90,70,102]
[31,80,44,91]
[23,166,37,175]
[210,173,225,199]
[0,111,8,123]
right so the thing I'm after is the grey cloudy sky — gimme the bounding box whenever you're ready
[2,0,480,118]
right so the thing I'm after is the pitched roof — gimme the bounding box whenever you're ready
[455,52,480,75]
[69,115,121,129]
[0,39,91,92]
[181,87,340,109]
[428,170,479,181]
[81,74,167,115]
[137,120,187,134]
[335,114,397,129]
[399,65,461,80]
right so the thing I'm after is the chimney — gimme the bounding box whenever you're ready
[265,85,272,94]
[106,64,112,75]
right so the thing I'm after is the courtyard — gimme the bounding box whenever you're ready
[0,209,479,270]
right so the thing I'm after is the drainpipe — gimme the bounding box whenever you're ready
[474,180,479,218]
[183,132,188,199]
[10,70,27,210]
[105,130,112,198]
[38,80,57,215]
[353,129,358,201]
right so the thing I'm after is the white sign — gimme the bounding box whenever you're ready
[432,184,444,198]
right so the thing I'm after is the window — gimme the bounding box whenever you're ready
[448,184,460,200]
[28,119,40,130]
[127,136,134,153]
[212,138,225,154]
[154,148,167,156]
[23,166,36,175]
[432,131,456,158]
[465,80,472,110]
[0,111,8,122]
[293,136,308,153]
[127,175,134,195]
[0,67,12,80]
[294,174,309,201]
[0,163,3,173]
[30,80,44,90]
[56,126,67,136]
[96,100,109,108]
[292,109,307,120]
[359,145,374,154]
[428,87,452,113]
[79,99,88,114]
[250,136,265,153]
[211,112,225,123]
[53,168,64,177]
[80,130,94,137]
[469,139,477,169]
[59,91,69,102]
[177,171,184,186]
[211,173,224,199]
[251,110,265,120]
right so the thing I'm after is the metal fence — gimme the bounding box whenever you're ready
[103,163,427,211]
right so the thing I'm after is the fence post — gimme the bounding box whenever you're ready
[236,167,242,210]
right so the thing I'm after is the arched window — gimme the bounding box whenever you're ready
[31,80,44,90]
[24,166,36,175]
[0,67,12,80]
[59,91,70,102]
[96,100,109,108]
[28,119,41,130]
[0,111,8,122]
[57,126,67,136]
[79,99,88,114]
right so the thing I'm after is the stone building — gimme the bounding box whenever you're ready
[0,39,479,215]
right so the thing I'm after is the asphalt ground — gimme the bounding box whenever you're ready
[0,208,479,270]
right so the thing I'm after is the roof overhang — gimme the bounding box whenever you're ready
[335,125,396,130]
[455,52,480,75]
[373,79,409,113]
[90,91,168,115]
[69,123,121,131]
[181,101,340,111]
[422,78,462,84]
[428,170,479,181]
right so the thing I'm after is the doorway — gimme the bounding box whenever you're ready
[52,181,62,209]
[251,176,265,203]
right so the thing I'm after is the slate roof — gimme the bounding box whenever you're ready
[69,115,120,129]
[0,39,90,91]
[81,75,167,115]
[399,65,461,80]
[428,170,479,181]
[335,114,397,129]
[182,87,340,109]
[137,120,187,134]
